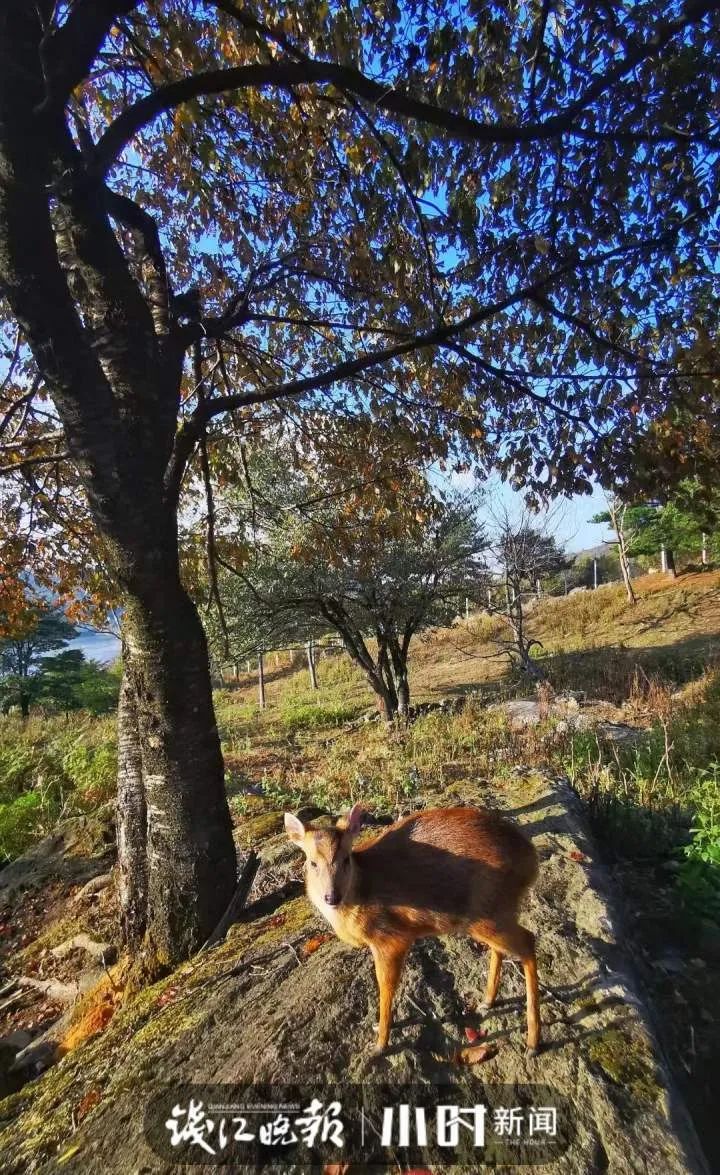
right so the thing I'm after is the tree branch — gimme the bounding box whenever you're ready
[104,187,172,336]
[95,1,716,170]
[38,1,139,115]
[0,450,71,478]
[163,221,686,504]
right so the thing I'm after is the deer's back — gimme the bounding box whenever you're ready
[348,806,537,939]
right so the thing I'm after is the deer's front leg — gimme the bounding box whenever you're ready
[370,939,409,1052]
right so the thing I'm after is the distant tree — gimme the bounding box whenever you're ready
[485,513,570,677]
[36,649,120,716]
[590,496,638,604]
[213,469,488,721]
[617,488,717,576]
[0,600,77,717]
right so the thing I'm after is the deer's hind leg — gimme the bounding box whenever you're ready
[469,920,541,1055]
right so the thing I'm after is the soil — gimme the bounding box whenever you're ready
[0,774,710,1174]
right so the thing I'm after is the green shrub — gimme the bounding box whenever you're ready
[0,714,117,860]
[678,769,720,921]
[0,739,36,802]
[0,791,47,862]
[277,698,362,734]
[61,737,117,802]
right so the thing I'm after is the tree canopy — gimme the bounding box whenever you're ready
[204,440,488,718]
[2,0,720,602]
[2,0,719,962]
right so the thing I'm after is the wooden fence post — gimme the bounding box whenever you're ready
[258,650,266,709]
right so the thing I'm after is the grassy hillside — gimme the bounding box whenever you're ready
[1,569,719,1164]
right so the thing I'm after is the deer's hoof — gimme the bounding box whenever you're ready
[526,1044,541,1060]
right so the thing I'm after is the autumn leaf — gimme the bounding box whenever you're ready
[463,1026,486,1044]
[154,986,179,1009]
[454,1042,498,1065]
[76,1088,102,1123]
[301,934,333,958]
[569,850,586,862]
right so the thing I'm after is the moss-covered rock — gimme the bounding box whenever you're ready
[588,1027,663,1108]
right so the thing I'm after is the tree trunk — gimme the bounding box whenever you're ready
[306,640,318,690]
[387,635,411,722]
[117,668,148,947]
[378,683,399,721]
[396,677,410,720]
[0,6,237,969]
[19,687,30,720]
[666,548,677,577]
[121,574,237,966]
[609,501,636,606]
[257,650,266,709]
[618,544,637,604]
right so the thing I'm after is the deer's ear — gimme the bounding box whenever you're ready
[284,812,306,844]
[342,802,364,840]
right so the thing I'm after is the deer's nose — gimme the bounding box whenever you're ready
[324,892,340,907]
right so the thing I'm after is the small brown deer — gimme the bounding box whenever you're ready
[284,803,541,1055]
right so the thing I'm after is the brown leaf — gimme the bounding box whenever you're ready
[301,934,333,958]
[76,1088,102,1123]
[463,1026,486,1043]
[455,1043,498,1065]
[569,850,586,862]
[154,986,179,1009]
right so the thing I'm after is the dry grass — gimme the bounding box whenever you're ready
[219,571,720,716]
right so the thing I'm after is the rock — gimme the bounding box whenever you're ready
[50,933,115,963]
[0,812,115,901]
[0,773,706,1175]
[496,698,543,727]
[656,954,686,974]
[71,873,113,904]
[595,721,645,744]
[0,1029,32,1052]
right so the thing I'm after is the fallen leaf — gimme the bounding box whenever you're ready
[301,934,333,958]
[76,1088,102,1123]
[569,850,586,862]
[463,1026,486,1043]
[455,1043,498,1065]
[155,986,179,1009]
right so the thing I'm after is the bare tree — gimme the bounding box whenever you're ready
[591,495,638,604]
[484,506,570,677]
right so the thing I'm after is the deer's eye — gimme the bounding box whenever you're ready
[310,860,318,870]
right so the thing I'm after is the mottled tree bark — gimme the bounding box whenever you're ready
[122,575,236,963]
[117,668,147,947]
[0,4,237,965]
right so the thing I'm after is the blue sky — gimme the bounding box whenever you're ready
[441,465,610,553]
